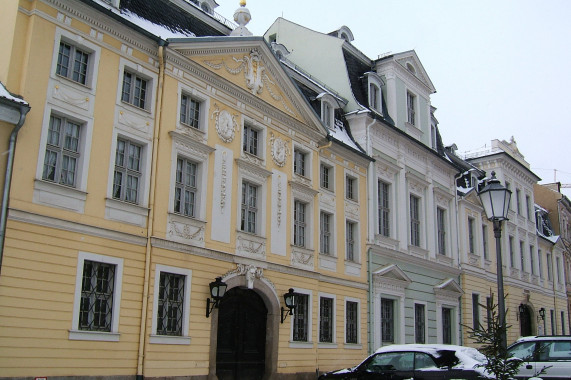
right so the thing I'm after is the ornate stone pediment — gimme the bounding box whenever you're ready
[434,278,463,300]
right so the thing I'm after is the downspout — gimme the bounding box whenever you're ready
[136,40,166,380]
[368,247,373,354]
[453,172,463,344]
[0,103,31,274]
[365,117,375,354]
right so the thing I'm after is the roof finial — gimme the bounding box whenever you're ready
[230,0,252,36]
[240,0,246,6]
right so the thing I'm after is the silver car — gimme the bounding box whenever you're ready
[507,336,571,379]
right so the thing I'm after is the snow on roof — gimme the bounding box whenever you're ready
[329,119,362,152]
[0,82,28,106]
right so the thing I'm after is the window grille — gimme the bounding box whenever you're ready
[79,260,115,332]
[346,301,358,344]
[319,297,333,343]
[415,304,425,343]
[442,307,452,344]
[381,298,394,343]
[293,293,308,341]
[157,272,185,336]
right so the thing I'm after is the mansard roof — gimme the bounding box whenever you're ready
[375,50,436,94]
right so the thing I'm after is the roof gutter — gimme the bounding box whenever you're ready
[0,99,31,274]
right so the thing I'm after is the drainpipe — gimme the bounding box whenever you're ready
[136,40,166,380]
[0,101,31,274]
[367,247,373,354]
[453,172,463,343]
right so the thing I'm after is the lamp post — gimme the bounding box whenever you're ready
[478,171,511,350]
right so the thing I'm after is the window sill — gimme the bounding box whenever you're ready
[69,330,120,342]
[319,253,337,271]
[318,342,338,349]
[344,260,361,276]
[149,334,191,345]
[289,341,313,349]
[105,198,148,227]
[344,343,363,350]
[33,179,87,213]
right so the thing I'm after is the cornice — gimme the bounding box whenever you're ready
[369,244,461,276]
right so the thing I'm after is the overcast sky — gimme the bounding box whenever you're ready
[216,0,571,198]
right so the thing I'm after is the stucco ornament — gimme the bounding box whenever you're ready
[269,133,290,167]
[211,104,237,143]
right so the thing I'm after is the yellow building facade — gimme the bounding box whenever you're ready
[0,1,370,379]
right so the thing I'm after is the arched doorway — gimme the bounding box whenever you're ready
[520,304,533,337]
[216,287,267,380]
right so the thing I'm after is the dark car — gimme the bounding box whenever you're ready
[318,344,491,379]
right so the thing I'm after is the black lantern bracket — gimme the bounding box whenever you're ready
[206,277,228,318]
[280,288,297,324]
[538,307,546,321]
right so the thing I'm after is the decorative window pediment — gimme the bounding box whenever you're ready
[434,278,463,298]
[373,264,412,285]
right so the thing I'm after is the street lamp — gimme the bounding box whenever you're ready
[281,288,297,323]
[478,171,511,350]
[206,277,228,318]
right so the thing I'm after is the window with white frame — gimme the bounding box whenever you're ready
[472,293,480,330]
[321,100,334,128]
[526,195,532,219]
[378,180,390,237]
[406,91,416,125]
[437,207,446,255]
[346,220,356,262]
[468,217,475,254]
[538,249,543,278]
[56,41,91,86]
[151,264,192,344]
[442,306,453,344]
[180,93,201,129]
[243,121,261,157]
[530,245,536,275]
[42,114,83,187]
[320,211,332,255]
[346,175,357,201]
[556,256,562,284]
[320,163,333,191]
[294,148,308,177]
[410,194,421,247]
[241,181,259,234]
[520,241,526,272]
[369,83,380,111]
[414,303,426,344]
[509,236,515,268]
[293,292,309,342]
[112,137,143,204]
[381,298,395,343]
[294,200,307,247]
[345,300,359,344]
[516,188,522,214]
[430,125,437,150]
[121,70,149,110]
[173,157,198,218]
[70,252,123,341]
[547,252,553,281]
[482,225,489,260]
[319,296,334,343]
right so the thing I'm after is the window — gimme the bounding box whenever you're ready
[505,181,512,210]
[241,181,258,234]
[346,300,358,344]
[346,221,356,261]
[509,236,515,268]
[180,94,200,129]
[121,70,148,109]
[486,297,492,330]
[520,241,526,272]
[530,245,536,275]
[562,311,566,335]
[468,217,475,254]
[516,189,522,214]
[415,304,425,344]
[551,309,555,334]
[294,200,306,247]
[56,41,90,85]
[378,180,390,237]
[472,294,480,330]
[320,212,332,255]
[369,83,380,111]
[406,91,416,125]
[346,175,356,200]
[526,195,532,219]
[319,297,334,343]
[442,307,452,344]
[538,249,543,278]
[320,163,332,190]
[113,138,143,204]
[410,194,421,246]
[42,114,82,187]
[430,125,437,150]
[293,149,307,177]
[322,101,333,127]
[243,123,260,156]
[293,293,309,342]
[482,225,489,260]
[547,252,553,281]
[556,257,562,284]
[70,252,123,341]
[381,298,394,343]
[437,208,446,255]
[174,157,197,217]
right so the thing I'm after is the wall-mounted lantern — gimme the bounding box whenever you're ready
[280,288,297,323]
[538,308,546,321]
[206,277,227,318]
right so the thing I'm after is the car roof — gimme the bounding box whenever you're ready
[513,336,571,344]
[375,344,472,354]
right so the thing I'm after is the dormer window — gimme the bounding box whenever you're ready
[318,93,337,128]
[406,91,416,126]
[323,102,332,127]
[336,26,354,43]
[365,72,384,114]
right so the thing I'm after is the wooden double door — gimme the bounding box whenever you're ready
[216,287,267,380]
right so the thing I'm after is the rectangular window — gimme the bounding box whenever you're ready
[526,195,532,219]
[414,304,425,344]
[346,221,355,261]
[468,217,475,254]
[520,241,526,272]
[505,182,512,210]
[320,164,331,190]
[509,236,515,268]
[486,297,492,330]
[121,71,148,109]
[547,253,553,280]
[516,189,522,214]
[174,157,197,217]
[241,181,258,234]
[294,200,306,247]
[294,149,306,177]
[346,301,358,344]
[293,293,309,342]
[406,91,416,125]
[381,298,394,343]
[442,307,452,344]
[410,194,420,246]
[346,176,356,200]
[538,249,543,278]
[319,297,333,343]
[437,208,446,255]
[562,311,566,335]
[113,138,142,204]
[556,257,562,284]
[369,83,379,110]
[180,94,200,129]
[243,123,259,156]
[472,294,480,330]
[551,309,555,334]
[320,212,332,255]
[322,102,332,127]
[530,245,536,275]
[42,114,81,187]
[79,260,116,332]
[57,41,90,85]
[378,180,390,237]
[156,272,185,336]
[482,225,489,260]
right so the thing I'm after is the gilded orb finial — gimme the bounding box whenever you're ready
[240,0,246,6]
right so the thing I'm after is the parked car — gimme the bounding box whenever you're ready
[507,335,571,379]
[318,344,491,379]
